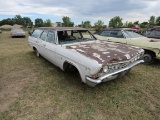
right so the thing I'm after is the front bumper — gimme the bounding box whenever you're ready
[86,60,144,87]
[11,33,26,37]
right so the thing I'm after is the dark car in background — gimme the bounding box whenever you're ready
[144,30,160,39]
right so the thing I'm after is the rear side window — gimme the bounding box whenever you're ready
[46,31,55,43]
[100,31,110,36]
[99,30,124,38]
[40,31,48,41]
[31,29,42,38]
[155,31,160,36]
[149,31,155,36]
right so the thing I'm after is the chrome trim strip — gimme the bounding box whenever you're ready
[86,60,144,85]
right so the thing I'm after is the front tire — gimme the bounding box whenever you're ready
[142,53,155,64]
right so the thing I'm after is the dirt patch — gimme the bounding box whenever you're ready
[0,68,38,112]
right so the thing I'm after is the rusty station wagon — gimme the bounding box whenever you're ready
[95,28,160,64]
[28,27,144,87]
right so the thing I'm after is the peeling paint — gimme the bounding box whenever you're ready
[66,40,143,64]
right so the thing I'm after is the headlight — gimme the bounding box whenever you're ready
[103,66,108,73]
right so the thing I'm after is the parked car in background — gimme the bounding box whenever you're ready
[28,27,144,87]
[95,28,160,64]
[144,30,160,39]
[11,28,26,37]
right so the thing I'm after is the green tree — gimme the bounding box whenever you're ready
[149,16,155,27]
[23,17,33,27]
[133,21,139,25]
[43,19,52,27]
[56,22,62,27]
[123,21,133,27]
[82,21,91,28]
[94,20,104,31]
[0,18,14,26]
[14,15,24,25]
[139,22,149,28]
[109,16,123,28]
[35,18,43,27]
[127,22,133,27]
[156,16,160,26]
[62,16,74,27]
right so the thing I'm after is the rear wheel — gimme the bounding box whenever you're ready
[142,53,155,64]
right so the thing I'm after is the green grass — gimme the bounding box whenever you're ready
[0,32,160,120]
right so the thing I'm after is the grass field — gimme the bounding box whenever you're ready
[0,32,160,120]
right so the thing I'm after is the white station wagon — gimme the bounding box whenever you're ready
[28,27,144,87]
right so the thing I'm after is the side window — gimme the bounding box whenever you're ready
[100,31,110,36]
[109,30,124,38]
[148,31,155,36]
[46,31,55,44]
[110,31,119,37]
[116,31,124,38]
[155,31,160,36]
[40,31,48,41]
[73,32,81,39]
[31,29,42,38]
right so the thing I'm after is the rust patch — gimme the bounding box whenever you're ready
[66,40,143,65]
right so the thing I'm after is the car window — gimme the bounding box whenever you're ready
[109,30,124,38]
[58,30,96,44]
[40,31,48,41]
[124,31,143,38]
[155,31,160,36]
[31,29,42,38]
[46,31,55,44]
[72,31,81,39]
[148,31,156,36]
[100,31,110,36]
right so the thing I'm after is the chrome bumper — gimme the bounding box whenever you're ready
[86,60,144,87]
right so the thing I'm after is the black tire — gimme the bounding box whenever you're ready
[142,53,155,64]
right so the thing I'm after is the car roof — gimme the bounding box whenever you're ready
[35,27,87,31]
[102,28,137,31]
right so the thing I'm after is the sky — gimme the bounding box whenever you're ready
[0,0,160,26]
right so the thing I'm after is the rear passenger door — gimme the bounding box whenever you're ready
[39,30,48,57]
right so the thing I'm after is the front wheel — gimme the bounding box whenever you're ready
[142,53,155,64]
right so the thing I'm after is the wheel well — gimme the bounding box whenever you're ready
[63,62,79,72]
[144,49,156,57]
[33,47,37,51]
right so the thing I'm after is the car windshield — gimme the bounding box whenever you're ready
[124,30,143,38]
[11,28,24,32]
[58,30,96,44]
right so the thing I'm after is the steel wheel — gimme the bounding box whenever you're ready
[143,53,154,64]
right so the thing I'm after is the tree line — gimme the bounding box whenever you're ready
[0,14,160,31]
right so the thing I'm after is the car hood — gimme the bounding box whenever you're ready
[66,40,143,65]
